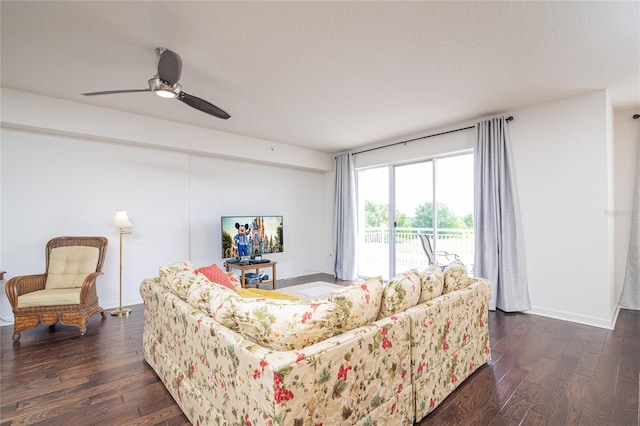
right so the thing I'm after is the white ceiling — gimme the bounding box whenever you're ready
[1,1,638,154]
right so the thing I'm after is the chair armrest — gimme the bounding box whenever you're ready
[79,271,103,303]
[5,274,47,307]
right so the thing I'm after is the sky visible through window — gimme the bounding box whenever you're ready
[359,153,474,222]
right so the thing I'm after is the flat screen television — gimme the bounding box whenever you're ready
[221,216,284,259]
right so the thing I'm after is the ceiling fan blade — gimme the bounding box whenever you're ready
[158,49,182,85]
[82,89,150,96]
[178,92,230,119]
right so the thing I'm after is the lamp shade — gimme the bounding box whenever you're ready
[110,210,133,228]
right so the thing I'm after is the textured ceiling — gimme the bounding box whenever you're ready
[1,1,638,154]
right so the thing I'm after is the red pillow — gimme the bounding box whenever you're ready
[195,264,234,290]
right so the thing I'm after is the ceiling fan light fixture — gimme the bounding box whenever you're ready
[155,88,177,99]
[148,78,181,98]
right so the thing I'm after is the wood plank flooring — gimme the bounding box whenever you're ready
[1,274,638,425]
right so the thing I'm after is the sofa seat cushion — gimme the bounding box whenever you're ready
[377,269,421,320]
[419,265,444,303]
[18,288,81,308]
[329,276,383,332]
[230,297,340,351]
[443,260,469,293]
[45,246,99,289]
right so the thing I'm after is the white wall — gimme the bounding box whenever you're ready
[0,91,335,322]
[353,126,475,169]
[352,90,629,328]
[509,90,616,328]
[613,108,640,301]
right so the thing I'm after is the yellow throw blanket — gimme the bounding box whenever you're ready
[236,288,298,300]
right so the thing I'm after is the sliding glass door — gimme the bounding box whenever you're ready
[357,167,390,279]
[394,161,433,275]
[357,153,474,280]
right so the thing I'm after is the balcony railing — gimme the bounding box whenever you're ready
[359,227,474,279]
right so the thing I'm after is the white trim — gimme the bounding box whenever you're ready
[526,304,621,330]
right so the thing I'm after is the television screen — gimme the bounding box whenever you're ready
[221,216,284,259]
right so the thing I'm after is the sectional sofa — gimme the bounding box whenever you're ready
[140,260,492,425]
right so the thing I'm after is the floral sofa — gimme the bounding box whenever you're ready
[140,261,491,425]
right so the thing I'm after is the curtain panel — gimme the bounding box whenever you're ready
[333,153,358,280]
[620,126,640,310]
[474,116,531,311]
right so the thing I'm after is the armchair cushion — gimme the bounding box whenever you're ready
[45,246,100,289]
[18,288,82,308]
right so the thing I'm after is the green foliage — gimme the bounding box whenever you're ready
[413,201,472,229]
[364,200,473,229]
[365,200,389,227]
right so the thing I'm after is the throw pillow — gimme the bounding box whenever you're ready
[159,260,195,289]
[195,263,234,290]
[329,276,383,333]
[225,271,242,291]
[377,269,421,320]
[418,265,444,303]
[230,298,339,351]
[443,260,468,293]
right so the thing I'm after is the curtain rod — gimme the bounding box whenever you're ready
[351,115,514,156]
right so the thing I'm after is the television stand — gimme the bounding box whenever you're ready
[225,260,277,290]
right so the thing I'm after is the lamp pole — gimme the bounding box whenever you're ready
[110,210,133,317]
[112,226,132,317]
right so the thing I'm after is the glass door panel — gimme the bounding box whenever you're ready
[357,167,390,279]
[394,161,433,274]
[434,154,475,271]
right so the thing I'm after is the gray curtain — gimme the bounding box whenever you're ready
[620,129,640,310]
[333,153,358,280]
[474,116,530,311]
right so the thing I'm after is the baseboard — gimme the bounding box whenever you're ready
[527,304,620,330]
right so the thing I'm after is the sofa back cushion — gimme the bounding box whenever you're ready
[45,246,100,289]
[170,270,199,300]
[229,297,339,351]
[186,275,220,314]
[418,265,444,303]
[377,269,421,320]
[209,285,240,329]
[329,276,383,332]
[159,260,195,289]
[443,260,469,293]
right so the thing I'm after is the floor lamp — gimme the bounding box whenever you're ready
[110,210,133,317]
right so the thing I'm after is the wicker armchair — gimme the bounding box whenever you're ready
[5,236,108,341]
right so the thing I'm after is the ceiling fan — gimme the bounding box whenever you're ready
[82,47,230,120]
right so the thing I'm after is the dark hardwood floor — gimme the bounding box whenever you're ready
[1,274,638,425]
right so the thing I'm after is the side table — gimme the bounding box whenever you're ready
[224,261,277,290]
